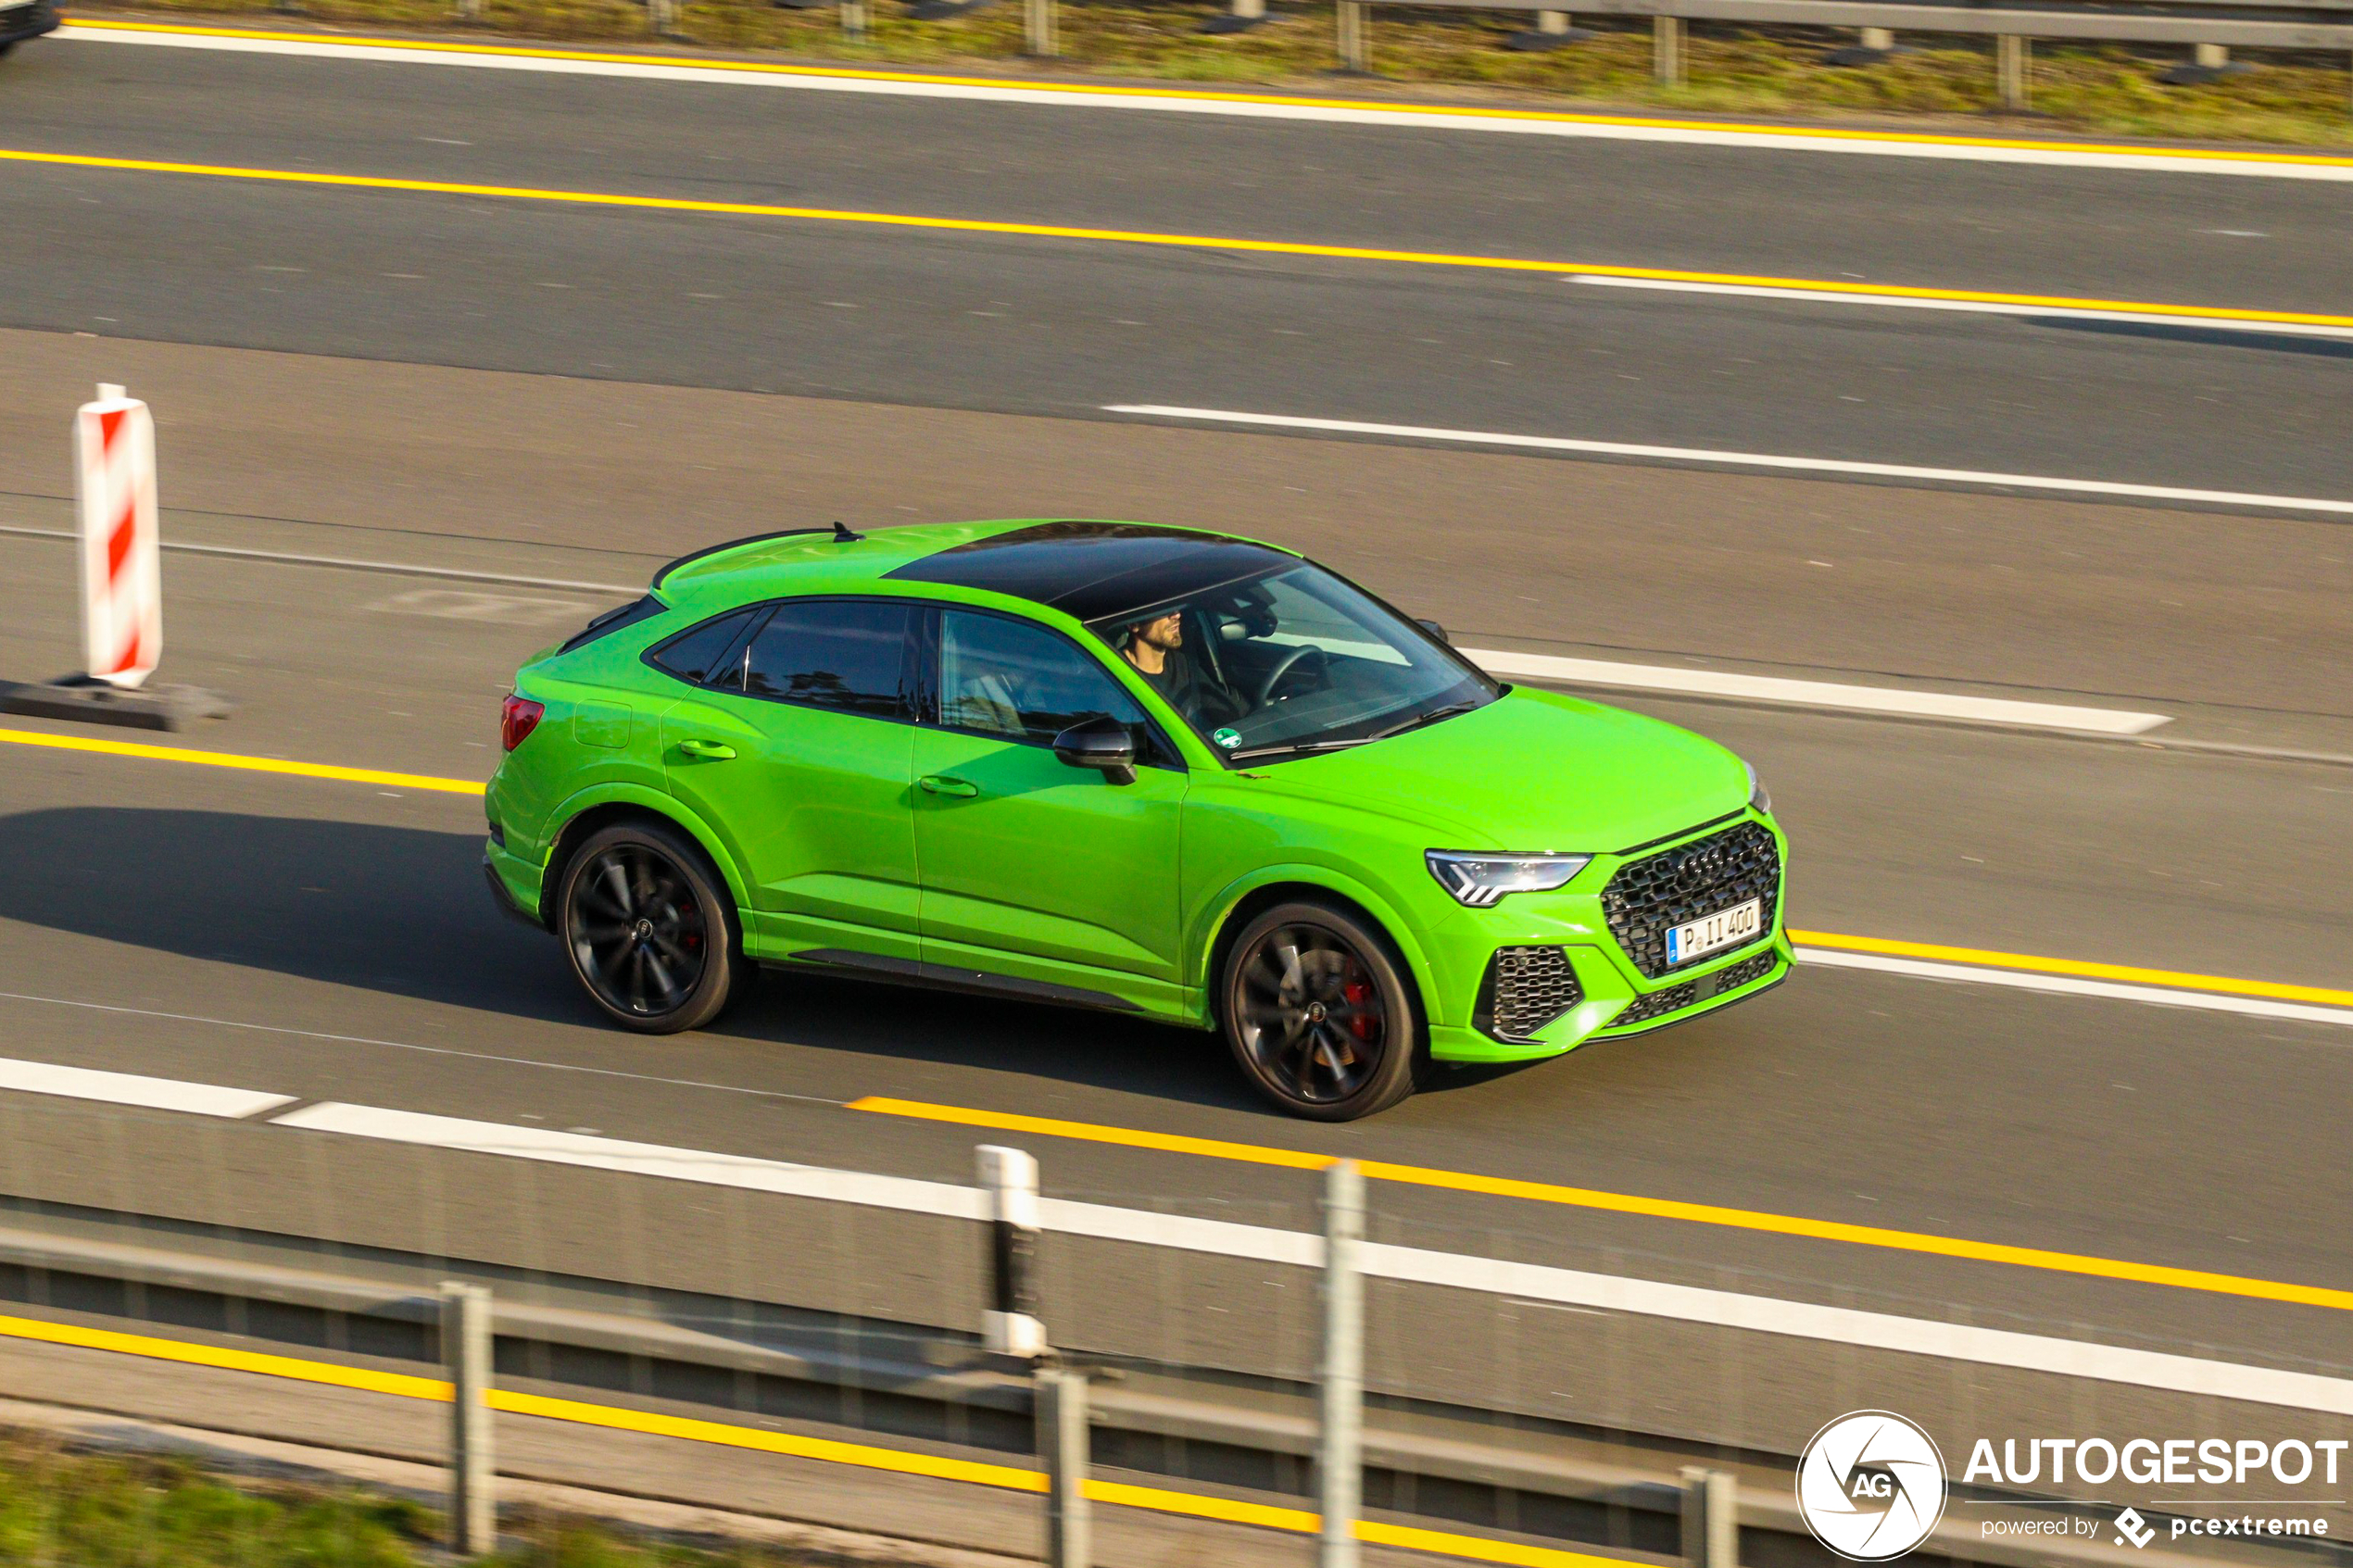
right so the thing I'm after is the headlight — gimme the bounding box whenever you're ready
[1743,760,1772,814]
[1426,850,1592,908]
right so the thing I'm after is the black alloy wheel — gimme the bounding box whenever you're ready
[559,821,739,1033]
[1221,900,1420,1121]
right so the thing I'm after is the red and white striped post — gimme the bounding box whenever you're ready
[0,384,228,730]
[74,383,163,689]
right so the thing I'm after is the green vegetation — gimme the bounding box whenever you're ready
[0,1434,825,1568]
[89,0,2353,145]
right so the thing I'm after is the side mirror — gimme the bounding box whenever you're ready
[1052,715,1138,785]
[1416,618,1451,646]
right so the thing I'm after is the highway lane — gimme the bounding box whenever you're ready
[1,457,2347,1389]
[4,36,2352,496]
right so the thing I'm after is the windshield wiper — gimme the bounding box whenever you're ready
[1368,699,1480,741]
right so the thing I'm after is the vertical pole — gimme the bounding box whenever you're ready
[1653,15,1685,85]
[441,1283,495,1557]
[1038,1365,1092,1568]
[2193,42,2228,68]
[978,1146,1046,1359]
[1858,25,1892,50]
[840,0,866,38]
[1995,33,2029,109]
[1317,1160,1365,1568]
[1235,0,1266,19]
[1025,0,1057,56]
[1538,9,1569,33]
[1681,1467,1738,1568]
[1337,2,1369,72]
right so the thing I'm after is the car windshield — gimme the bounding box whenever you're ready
[1084,560,1496,763]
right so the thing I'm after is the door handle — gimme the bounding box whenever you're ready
[919,774,979,798]
[676,739,736,760]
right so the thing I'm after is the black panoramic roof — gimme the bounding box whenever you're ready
[885,521,1296,624]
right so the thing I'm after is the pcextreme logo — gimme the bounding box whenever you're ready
[1796,1411,1951,1562]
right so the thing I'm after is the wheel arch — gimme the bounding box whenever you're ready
[541,784,752,932]
[1197,867,1436,1037]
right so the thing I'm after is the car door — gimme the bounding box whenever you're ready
[657,597,921,961]
[912,606,1189,1010]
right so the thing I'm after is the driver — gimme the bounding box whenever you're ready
[1119,608,1240,727]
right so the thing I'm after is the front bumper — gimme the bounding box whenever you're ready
[0,0,62,47]
[1423,810,1793,1064]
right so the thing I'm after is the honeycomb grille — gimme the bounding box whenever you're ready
[1478,946,1584,1043]
[1602,821,1781,980]
[1609,948,1781,1029]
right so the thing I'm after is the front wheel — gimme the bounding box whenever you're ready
[1220,900,1421,1121]
[558,820,741,1033]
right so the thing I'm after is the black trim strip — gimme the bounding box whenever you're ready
[786,948,1141,1013]
[1592,963,1787,1040]
[1611,809,1747,859]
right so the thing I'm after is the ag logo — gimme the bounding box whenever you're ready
[1795,1411,1949,1562]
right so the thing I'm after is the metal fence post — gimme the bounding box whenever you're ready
[440,1282,495,1557]
[978,1145,1046,1358]
[1336,1,1370,71]
[1653,15,1686,84]
[1202,0,1266,31]
[1681,1467,1738,1568]
[1025,0,1058,56]
[1995,32,2030,107]
[1317,1160,1365,1568]
[1038,1365,1092,1568]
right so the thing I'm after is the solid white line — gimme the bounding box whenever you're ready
[0,1058,293,1119]
[1465,647,2169,734]
[0,1060,2341,1406]
[263,1101,2349,1412]
[1104,404,2353,518]
[55,25,2353,182]
[1794,948,2353,1029]
[1569,275,2353,340]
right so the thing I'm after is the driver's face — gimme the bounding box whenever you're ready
[1136,612,1183,650]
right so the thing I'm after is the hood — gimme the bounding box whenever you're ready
[1241,686,1750,852]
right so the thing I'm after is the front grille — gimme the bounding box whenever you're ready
[1602,821,1781,980]
[1608,948,1781,1029]
[1476,946,1583,1043]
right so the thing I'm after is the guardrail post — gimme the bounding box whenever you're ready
[1037,1365,1091,1568]
[1337,1,1370,71]
[1317,1159,1365,1568]
[840,0,867,36]
[978,1145,1047,1358]
[440,1282,495,1557]
[1653,15,1686,85]
[1506,10,1593,51]
[1995,32,2030,108]
[1025,0,1058,56]
[1681,1467,1738,1568]
[1202,0,1266,31]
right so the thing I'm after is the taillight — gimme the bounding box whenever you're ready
[501,694,545,752]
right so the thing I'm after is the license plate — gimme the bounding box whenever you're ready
[1666,899,1762,966]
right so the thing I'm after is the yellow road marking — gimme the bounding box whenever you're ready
[0,1310,1629,1566]
[1790,928,2353,1008]
[846,1097,2353,1312]
[60,19,2353,171]
[0,726,486,795]
[7,146,2349,331]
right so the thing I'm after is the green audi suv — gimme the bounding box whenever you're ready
[484,521,1790,1119]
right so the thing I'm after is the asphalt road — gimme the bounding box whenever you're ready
[0,24,2347,1503]
[2,29,2351,497]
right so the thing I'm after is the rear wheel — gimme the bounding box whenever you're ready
[558,820,740,1033]
[1220,900,1420,1121]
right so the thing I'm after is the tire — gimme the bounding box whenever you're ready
[1219,899,1421,1121]
[558,819,741,1033]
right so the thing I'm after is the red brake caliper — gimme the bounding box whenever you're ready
[1343,978,1375,1041]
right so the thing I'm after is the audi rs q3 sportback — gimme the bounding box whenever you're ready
[484,520,1792,1120]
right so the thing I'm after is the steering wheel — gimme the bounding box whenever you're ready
[1253,644,1327,708]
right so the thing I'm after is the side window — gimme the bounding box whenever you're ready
[743,599,912,719]
[938,610,1163,758]
[647,607,763,690]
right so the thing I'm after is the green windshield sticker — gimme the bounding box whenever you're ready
[1213,727,1241,749]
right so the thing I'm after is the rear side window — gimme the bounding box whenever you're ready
[743,599,912,719]
[647,607,764,690]
[556,595,664,657]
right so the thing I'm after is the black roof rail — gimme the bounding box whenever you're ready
[650,528,832,591]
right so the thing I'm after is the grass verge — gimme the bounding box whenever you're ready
[0,1431,851,1567]
[75,0,2353,146]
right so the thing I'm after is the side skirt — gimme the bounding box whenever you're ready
[781,948,1142,1015]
